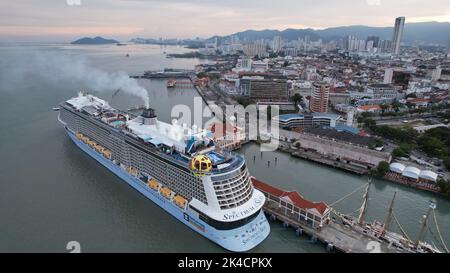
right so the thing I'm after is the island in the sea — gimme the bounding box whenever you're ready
[71,36,119,45]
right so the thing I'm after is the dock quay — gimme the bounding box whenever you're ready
[289,147,368,175]
[251,177,445,253]
[263,203,399,253]
[130,69,195,79]
[143,69,194,79]
[276,143,369,175]
[194,84,230,111]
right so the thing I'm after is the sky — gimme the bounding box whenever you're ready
[1,0,449,42]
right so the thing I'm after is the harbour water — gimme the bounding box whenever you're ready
[0,43,449,252]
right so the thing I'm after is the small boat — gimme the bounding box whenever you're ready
[125,53,130,57]
[167,79,176,88]
[52,107,60,111]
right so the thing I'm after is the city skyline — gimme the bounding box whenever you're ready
[1,0,450,42]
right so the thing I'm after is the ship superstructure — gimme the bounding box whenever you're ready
[58,93,270,251]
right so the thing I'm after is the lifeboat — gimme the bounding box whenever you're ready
[173,195,187,209]
[81,136,89,143]
[76,132,83,140]
[95,145,104,153]
[160,187,173,199]
[87,140,96,148]
[102,149,112,160]
[127,166,139,177]
[148,178,159,191]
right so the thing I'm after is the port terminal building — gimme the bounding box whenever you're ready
[251,177,331,228]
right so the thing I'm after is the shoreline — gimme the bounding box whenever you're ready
[244,142,449,198]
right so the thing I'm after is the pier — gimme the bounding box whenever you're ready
[252,177,445,253]
[263,204,399,253]
[166,79,193,88]
[143,69,194,79]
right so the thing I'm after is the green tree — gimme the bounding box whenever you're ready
[196,72,207,78]
[375,161,390,178]
[437,179,450,195]
[380,104,389,114]
[392,147,408,158]
[291,94,303,105]
[375,139,384,147]
[443,157,450,170]
[363,118,377,131]
[236,96,254,108]
[418,136,444,156]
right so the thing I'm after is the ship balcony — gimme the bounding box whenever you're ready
[210,153,245,174]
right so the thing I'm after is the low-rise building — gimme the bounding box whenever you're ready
[273,113,341,129]
[357,105,382,113]
[208,122,246,151]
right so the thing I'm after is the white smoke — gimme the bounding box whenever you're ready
[18,52,150,108]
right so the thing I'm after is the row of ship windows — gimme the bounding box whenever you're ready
[213,170,249,191]
[214,175,250,197]
[216,177,251,198]
[212,168,248,186]
[217,182,253,203]
[219,191,252,210]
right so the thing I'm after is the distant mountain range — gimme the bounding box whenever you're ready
[71,36,119,45]
[212,22,450,45]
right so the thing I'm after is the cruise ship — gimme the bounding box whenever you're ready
[57,93,270,252]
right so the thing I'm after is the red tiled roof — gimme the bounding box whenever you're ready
[409,98,430,104]
[251,177,329,216]
[251,177,285,196]
[357,105,381,111]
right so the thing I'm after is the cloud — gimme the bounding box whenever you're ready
[366,0,381,6]
[0,26,144,36]
[0,0,449,40]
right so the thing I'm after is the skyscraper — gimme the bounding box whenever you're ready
[447,40,450,57]
[272,36,282,53]
[367,36,380,48]
[384,68,394,84]
[391,16,405,55]
[310,82,330,113]
[432,66,442,81]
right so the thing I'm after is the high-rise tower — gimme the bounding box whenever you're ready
[391,17,405,55]
[310,82,330,113]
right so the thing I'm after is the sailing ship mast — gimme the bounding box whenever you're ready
[415,201,436,247]
[357,179,371,224]
[382,191,397,236]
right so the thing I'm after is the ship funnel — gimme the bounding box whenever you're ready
[141,108,157,125]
